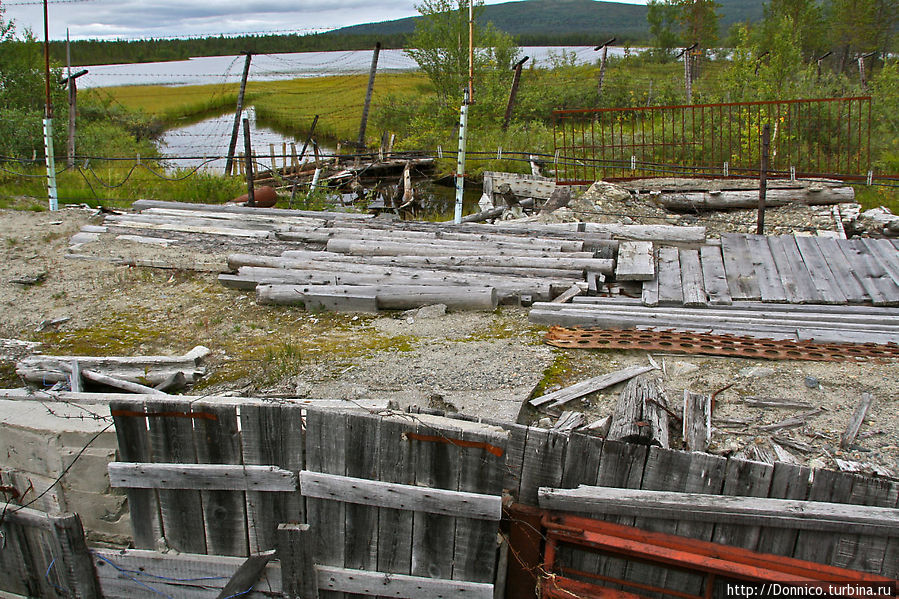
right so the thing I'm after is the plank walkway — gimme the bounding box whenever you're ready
[640,234,899,307]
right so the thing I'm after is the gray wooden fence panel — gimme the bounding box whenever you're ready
[710,458,774,552]
[305,408,348,599]
[192,400,248,557]
[241,403,305,554]
[792,469,855,564]
[518,428,567,505]
[882,489,899,579]
[757,462,811,558]
[146,398,207,554]
[831,475,898,573]
[344,412,381,599]
[452,428,507,584]
[558,433,605,576]
[411,420,462,581]
[110,399,161,549]
[0,513,34,595]
[375,417,415,596]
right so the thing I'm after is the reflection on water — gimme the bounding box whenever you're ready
[159,106,327,172]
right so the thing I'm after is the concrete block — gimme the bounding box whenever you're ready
[0,468,67,513]
[59,446,116,494]
[63,489,130,539]
[0,426,63,478]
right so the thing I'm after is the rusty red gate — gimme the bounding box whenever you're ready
[553,97,873,184]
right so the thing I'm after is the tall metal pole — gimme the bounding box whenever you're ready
[454,88,470,224]
[66,29,75,168]
[468,0,474,103]
[503,56,529,131]
[42,0,58,211]
[357,42,381,149]
[225,52,252,176]
[757,124,770,235]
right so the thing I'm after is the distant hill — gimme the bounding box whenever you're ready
[331,0,766,43]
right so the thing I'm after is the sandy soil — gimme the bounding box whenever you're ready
[0,205,896,475]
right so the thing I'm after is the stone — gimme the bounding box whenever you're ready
[584,180,632,204]
[669,361,699,377]
[804,376,820,389]
[414,304,447,320]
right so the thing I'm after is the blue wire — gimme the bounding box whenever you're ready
[44,557,67,594]
[92,551,228,583]
[221,586,257,599]
[92,554,176,599]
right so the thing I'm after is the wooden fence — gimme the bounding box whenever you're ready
[1,399,897,598]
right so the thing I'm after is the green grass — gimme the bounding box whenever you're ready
[854,185,899,214]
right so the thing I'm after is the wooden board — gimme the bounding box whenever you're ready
[710,458,774,552]
[720,234,762,301]
[192,400,249,557]
[699,244,732,305]
[110,400,162,550]
[862,238,899,286]
[830,475,898,573]
[316,566,492,599]
[846,239,899,305]
[812,237,869,303]
[375,417,415,586]
[744,234,788,302]
[109,463,297,491]
[794,235,848,304]
[517,428,567,505]
[656,246,685,306]
[615,241,655,281]
[146,398,207,554]
[678,248,707,307]
[767,235,820,303]
[343,412,380,599]
[756,462,811,558]
[241,404,305,554]
[557,433,605,580]
[792,469,856,565]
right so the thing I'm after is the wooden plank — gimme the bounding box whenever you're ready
[641,271,660,306]
[216,550,276,599]
[699,244,732,305]
[765,236,809,303]
[756,462,811,558]
[720,234,762,301]
[451,428,507,584]
[777,236,824,303]
[882,490,899,579]
[530,365,656,408]
[841,393,876,449]
[744,234,788,302]
[299,471,501,520]
[109,400,161,551]
[0,513,38,596]
[711,458,774,551]
[146,398,207,554]
[499,423,529,500]
[192,401,249,558]
[51,513,105,599]
[862,238,899,286]
[374,417,415,590]
[656,246,684,306]
[241,404,305,554]
[682,391,711,452]
[813,237,869,303]
[678,248,707,307]
[839,240,899,305]
[304,408,347,599]
[794,235,848,304]
[410,420,461,580]
[316,566,492,599]
[109,462,297,491]
[792,469,856,564]
[278,524,319,599]
[830,475,898,574]
[615,241,655,281]
[517,427,567,506]
[343,413,380,599]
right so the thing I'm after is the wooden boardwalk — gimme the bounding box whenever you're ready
[641,234,899,307]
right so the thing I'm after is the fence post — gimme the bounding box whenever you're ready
[52,513,102,599]
[454,88,471,224]
[243,117,255,207]
[503,56,529,131]
[277,523,319,599]
[357,41,381,150]
[595,38,615,96]
[226,52,252,177]
[757,123,770,235]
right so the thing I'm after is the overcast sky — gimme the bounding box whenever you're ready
[5,0,645,41]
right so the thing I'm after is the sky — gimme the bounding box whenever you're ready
[3,0,646,41]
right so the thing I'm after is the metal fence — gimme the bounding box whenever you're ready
[553,97,874,184]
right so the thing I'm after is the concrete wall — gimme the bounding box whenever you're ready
[0,399,131,545]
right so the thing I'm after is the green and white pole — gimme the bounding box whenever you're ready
[453,88,470,224]
[43,118,58,211]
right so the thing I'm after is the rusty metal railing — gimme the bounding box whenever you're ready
[553,97,873,184]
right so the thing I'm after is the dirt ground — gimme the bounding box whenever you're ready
[1,205,897,476]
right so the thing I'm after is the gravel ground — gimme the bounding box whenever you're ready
[0,204,896,475]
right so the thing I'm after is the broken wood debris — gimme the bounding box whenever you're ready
[529,364,656,409]
[742,397,815,409]
[840,392,875,449]
[756,408,824,432]
[607,375,669,448]
[551,411,587,433]
[682,391,711,452]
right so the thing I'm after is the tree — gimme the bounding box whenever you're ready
[675,0,721,51]
[826,0,898,71]
[761,0,825,60]
[647,0,682,60]
[405,0,519,106]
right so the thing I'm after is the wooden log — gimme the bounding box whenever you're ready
[324,238,595,259]
[505,221,706,243]
[615,241,655,281]
[621,178,847,193]
[299,471,501,520]
[841,392,875,449]
[255,284,498,311]
[529,365,656,409]
[551,283,585,303]
[682,391,711,452]
[607,375,669,448]
[537,486,899,535]
[743,397,814,409]
[108,462,298,491]
[657,187,855,211]
[80,368,166,394]
[131,199,373,220]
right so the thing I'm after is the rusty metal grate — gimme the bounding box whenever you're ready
[553,97,875,184]
[544,326,899,362]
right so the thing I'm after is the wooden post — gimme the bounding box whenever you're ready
[243,118,255,207]
[52,513,103,598]
[858,52,875,89]
[594,38,615,96]
[225,52,252,176]
[503,56,529,131]
[357,41,381,149]
[298,115,319,166]
[679,43,697,104]
[291,142,299,174]
[278,524,319,599]
[757,123,770,235]
[816,51,832,80]
[269,143,277,174]
[61,69,88,169]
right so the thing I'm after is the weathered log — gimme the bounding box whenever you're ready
[131,199,373,220]
[621,177,846,193]
[324,238,595,259]
[460,199,535,223]
[16,346,210,386]
[658,187,855,212]
[256,284,499,311]
[606,375,669,448]
[503,221,707,243]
